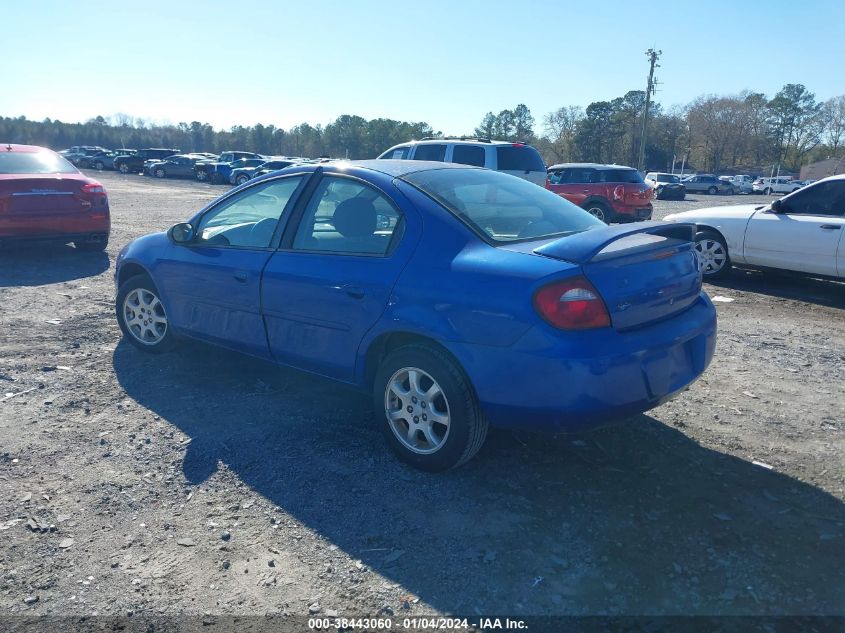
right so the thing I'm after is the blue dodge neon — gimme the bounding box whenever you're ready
[115,160,717,471]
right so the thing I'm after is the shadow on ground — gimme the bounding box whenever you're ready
[706,268,845,310]
[0,243,109,287]
[113,340,845,616]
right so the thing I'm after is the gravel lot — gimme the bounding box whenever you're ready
[1,171,843,621]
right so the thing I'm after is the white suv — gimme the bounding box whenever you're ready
[377,138,547,186]
[752,177,802,195]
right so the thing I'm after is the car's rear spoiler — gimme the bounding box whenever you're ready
[533,221,696,265]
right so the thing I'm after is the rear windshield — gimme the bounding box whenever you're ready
[0,151,77,174]
[655,174,679,183]
[495,145,546,172]
[403,168,603,243]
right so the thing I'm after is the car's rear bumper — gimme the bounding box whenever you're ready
[0,214,110,243]
[612,202,653,221]
[446,293,716,432]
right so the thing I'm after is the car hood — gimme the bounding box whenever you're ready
[664,204,762,223]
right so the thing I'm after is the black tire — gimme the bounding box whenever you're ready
[236,174,250,185]
[154,168,166,179]
[196,170,208,182]
[582,201,612,224]
[764,187,772,195]
[119,163,130,174]
[694,230,732,280]
[94,160,105,170]
[707,186,718,195]
[373,343,488,471]
[115,274,177,353]
[74,238,108,252]
[725,187,735,196]
[78,159,90,168]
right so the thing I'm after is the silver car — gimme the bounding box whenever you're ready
[681,174,735,195]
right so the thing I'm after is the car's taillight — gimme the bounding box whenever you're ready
[533,277,611,330]
[81,183,105,194]
[612,185,625,201]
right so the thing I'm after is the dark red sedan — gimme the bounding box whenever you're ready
[0,144,110,251]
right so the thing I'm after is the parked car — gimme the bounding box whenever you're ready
[231,158,302,184]
[664,175,845,280]
[60,146,109,166]
[80,149,136,170]
[0,144,110,251]
[114,148,180,174]
[114,160,716,470]
[751,177,801,195]
[721,174,754,193]
[681,174,735,195]
[377,138,547,186]
[644,172,686,200]
[194,151,264,183]
[545,163,654,223]
[148,154,211,179]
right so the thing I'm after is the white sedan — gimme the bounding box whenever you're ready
[664,175,845,280]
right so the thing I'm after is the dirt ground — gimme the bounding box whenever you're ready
[1,170,843,623]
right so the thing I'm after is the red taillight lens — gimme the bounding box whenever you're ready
[81,183,105,194]
[613,184,625,201]
[533,277,611,330]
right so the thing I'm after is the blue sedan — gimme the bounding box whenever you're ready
[114,160,717,470]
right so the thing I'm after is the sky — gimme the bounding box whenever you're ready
[4,0,844,135]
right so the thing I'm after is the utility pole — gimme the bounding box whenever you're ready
[637,48,661,173]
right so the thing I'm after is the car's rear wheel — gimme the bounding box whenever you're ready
[725,187,735,195]
[694,230,731,279]
[119,163,130,174]
[373,344,488,471]
[94,160,105,170]
[764,187,772,195]
[236,174,250,185]
[116,275,176,353]
[583,201,611,223]
[196,170,208,182]
[154,168,166,178]
[707,186,718,195]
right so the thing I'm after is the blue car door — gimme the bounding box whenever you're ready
[153,174,307,358]
[261,173,417,381]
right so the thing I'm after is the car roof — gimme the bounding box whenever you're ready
[391,138,533,147]
[344,159,481,178]
[548,162,637,170]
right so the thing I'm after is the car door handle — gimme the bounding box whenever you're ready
[343,285,366,299]
[582,189,590,193]
[820,224,841,230]
[233,271,248,283]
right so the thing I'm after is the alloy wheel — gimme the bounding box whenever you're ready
[587,206,606,222]
[122,288,167,345]
[385,367,450,455]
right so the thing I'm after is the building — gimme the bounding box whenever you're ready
[800,157,845,181]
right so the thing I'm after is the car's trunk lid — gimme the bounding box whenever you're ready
[533,222,702,330]
[0,176,89,215]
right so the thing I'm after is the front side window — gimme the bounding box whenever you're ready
[780,180,845,216]
[196,176,303,248]
[0,151,77,174]
[412,144,447,162]
[292,177,402,255]
[452,145,486,167]
[404,168,604,243]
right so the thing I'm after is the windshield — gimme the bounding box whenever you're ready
[0,151,77,174]
[403,168,604,243]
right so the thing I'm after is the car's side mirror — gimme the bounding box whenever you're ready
[770,199,783,213]
[168,222,195,243]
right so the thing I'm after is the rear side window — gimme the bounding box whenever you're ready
[452,145,486,167]
[0,152,77,174]
[599,169,644,184]
[413,144,447,162]
[495,146,546,172]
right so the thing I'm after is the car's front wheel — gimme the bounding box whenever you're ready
[236,174,250,185]
[94,160,105,170]
[707,186,718,195]
[116,275,176,353]
[119,163,130,174]
[154,168,166,178]
[694,230,731,279]
[373,344,488,471]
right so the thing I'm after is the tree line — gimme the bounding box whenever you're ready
[1,82,843,173]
